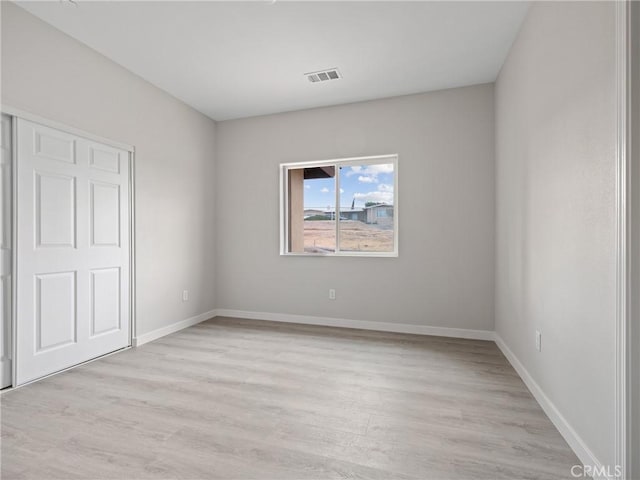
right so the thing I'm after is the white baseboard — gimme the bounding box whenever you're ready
[133,308,493,346]
[493,333,609,479]
[214,308,495,341]
[132,309,217,347]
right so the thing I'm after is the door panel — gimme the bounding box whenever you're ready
[35,272,77,352]
[16,119,130,385]
[90,267,121,337]
[35,172,76,248]
[90,181,120,246]
[89,145,121,173]
[34,129,75,164]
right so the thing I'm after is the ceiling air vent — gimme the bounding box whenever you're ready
[305,68,341,83]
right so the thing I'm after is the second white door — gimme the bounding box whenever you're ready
[15,119,130,386]
[1,115,12,389]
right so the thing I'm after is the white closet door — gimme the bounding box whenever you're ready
[15,119,130,385]
[1,115,12,389]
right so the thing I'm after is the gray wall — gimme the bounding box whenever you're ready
[1,3,217,337]
[495,1,616,467]
[216,85,495,331]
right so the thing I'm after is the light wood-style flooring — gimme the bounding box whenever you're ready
[1,317,580,479]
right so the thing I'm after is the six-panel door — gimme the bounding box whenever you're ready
[15,119,130,385]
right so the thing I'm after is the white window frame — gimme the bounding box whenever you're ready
[280,154,398,257]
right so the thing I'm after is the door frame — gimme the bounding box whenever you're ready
[624,0,640,477]
[0,105,136,389]
[616,1,638,477]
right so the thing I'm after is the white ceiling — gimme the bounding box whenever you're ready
[17,1,530,121]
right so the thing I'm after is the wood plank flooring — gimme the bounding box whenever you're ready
[1,317,580,479]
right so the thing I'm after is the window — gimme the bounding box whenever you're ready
[376,207,392,218]
[280,154,398,256]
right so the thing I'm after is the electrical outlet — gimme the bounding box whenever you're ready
[182,290,189,302]
[535,330,542,352]
[329,288,336,300]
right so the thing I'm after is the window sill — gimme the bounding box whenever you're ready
[280,252,398,258]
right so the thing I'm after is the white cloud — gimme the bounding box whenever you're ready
[369,164,394,174]
[320,187,329,193]
[354,191,394,204]
[353,183,394,204]
[358,175,377,184]
[346,164,394,186]
[346,164,394,176]
[340,188,345,194]
[304,185,311,190]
